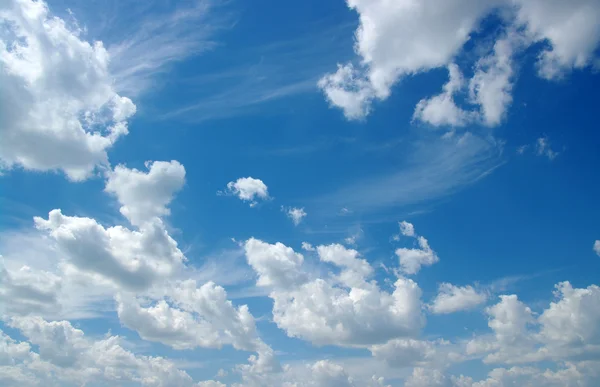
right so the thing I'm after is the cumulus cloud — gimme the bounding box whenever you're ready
[320,0,600,122]
[318,0,497,120]
[429,283,488,314]
[0,265,62,316]
[245,239,423,347]
[244,238,307,289]
[394,222,439,275]
[595,240,600,256]
[222,177,270,207]
[513,0,600,80]
[2,316,195,387]
[34,209,185,291]
[467,282,600,365]
[282,206,307,226]
[469,32,521,127]
[234,358,390,387]
[301,242,316,251]
[105,161,186,226]
[413,64,471,127]
[116,280,268,354]
[0,0,136,180]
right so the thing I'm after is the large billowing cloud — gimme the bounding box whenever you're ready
[245,239,424,347]
[0,0,136,180]
[320,0,600,123]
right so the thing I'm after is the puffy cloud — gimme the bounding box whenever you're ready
[222,177,270,207]
[514,0,600,79]
[116,280,267,354]
[244,238,307,289]
[321,0,600,121]
[319,0,498,119]
[395,235,439,275]
[429,283,488,314]
[370,339,461,369]
[318,63,375,120]
[455,362,600,387]
[595,240,600,256]
[105,161,186,227]
[394,221,439,275]
[468,32,521,127]
[467,282,600,365]
[538,282,600,348]
[0,265,62,316]
[301,242,315,251]
[0,0,136,180]
[282,206,307,226]
[1,316,195,387]
[405,367,451,387]
[234,358,390,387]
[413,64,471,127]
[400,221,415,237]
[34,209,185,291]
[197,381,226,387]
[245,239,423,347]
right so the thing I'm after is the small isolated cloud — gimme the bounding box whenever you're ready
[535,137,559,160]
[221,177,270,207]
[301,242,315,252]
[399,221,416,237]
[282,206,307,226]
[394,221,439,275]
[594,240,600,256]
[516,145,529,154]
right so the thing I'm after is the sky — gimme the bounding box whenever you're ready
[1,0,600,386]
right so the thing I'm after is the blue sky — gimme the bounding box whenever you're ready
[1,0,600,386]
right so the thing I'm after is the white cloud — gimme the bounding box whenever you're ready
[370,339,459,369]
[2,316,195,387]
[454,362,600,387]
[116,280,268,354]
[34,209,185,291]
[301,242,315,251]
[0,0,136,180]
[535,137,559,160]
[469,32,521,127]
[413,64,471,127]
[513,0,600,80]
[234,358,391,387]
[321,0,600,121]
[222,177,270,207]
[318,63,374,120]
[595,240,600,256]
[395,228,440,275]
[0,265,62,316]
[105,160,186,227]
[405,367,451,387]
[245,239,424,347]
[283,206,307,226]
[466,282,600,365]
[538,282,600,349]
[319,0,498,119]
[198,381,226,387]
[429,283,488,314]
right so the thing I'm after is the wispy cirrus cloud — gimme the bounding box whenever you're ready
[315,132,504,217]
[54,0,230,97]
[159,21,356,122]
